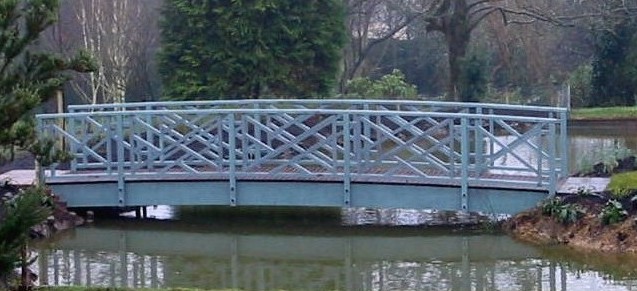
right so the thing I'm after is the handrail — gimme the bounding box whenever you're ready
[67,99,568,115]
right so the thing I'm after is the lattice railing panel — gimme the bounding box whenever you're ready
[236,113,346,177]
[352,114,460,179]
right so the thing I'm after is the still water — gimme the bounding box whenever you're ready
[35,206,637,291]
[569,121,637,172]
[34,122,637,291]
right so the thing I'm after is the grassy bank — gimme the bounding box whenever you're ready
[570,106,637,120]
[37,287,234,291]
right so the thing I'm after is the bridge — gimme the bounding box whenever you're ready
[35,99,569,214]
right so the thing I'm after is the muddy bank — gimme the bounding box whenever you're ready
[504,194,637,253]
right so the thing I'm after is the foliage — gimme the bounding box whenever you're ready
[600,200,628,225]
[159,0,346,100]
[608,171,637,199]
[36,288,231,291]
[575,186,595,196]
[0,0,95,163]
[0,187,52,282]
[590,15,637,107]
[345,69,418,99]
[568,64,593,108]
[458,52,488,102]
[541,198,583,225]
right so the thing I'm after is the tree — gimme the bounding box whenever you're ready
[0,0,93,157]
[341,0,426,91]
[590,1,637,107]
[159,0,346,100]
[0,187,51,289]
[422,0,565,102]
[67,0,160,104]
[0,0,92,287]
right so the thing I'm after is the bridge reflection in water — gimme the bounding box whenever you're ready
[35,225,636,291]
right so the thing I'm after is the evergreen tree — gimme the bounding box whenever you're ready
[0,0,93,157]
[0,0,93,287]
[159,0,346,100]
[590,16,637,107]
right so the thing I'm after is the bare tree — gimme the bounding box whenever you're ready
[342,0,433,91]
[69,0,159,104]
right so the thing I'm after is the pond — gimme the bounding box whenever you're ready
[34,206,637,291]
[569,120,637,173]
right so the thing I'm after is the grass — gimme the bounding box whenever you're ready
[608,171,637,199]
[570,106,637,120]
[37,287,237,291]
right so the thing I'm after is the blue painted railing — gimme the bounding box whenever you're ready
[37,100,568,208]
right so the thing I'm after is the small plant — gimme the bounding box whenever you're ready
[541,198,562,217]
[556,204,584,224]
[540,198,583,224]
[575,186,595,196]
[600,200,628,225]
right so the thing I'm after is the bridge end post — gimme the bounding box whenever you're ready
[460,117,469,212]
[228,113,237,206]
[343,113,351,207]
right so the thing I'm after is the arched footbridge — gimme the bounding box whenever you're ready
[36,100,569,214]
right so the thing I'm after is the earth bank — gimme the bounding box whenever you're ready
[505,156,637,253]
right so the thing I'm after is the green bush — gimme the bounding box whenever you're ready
[346,69,418,99]
[599,200,628,225]
[568,64,593,108]
[541,198,583,225]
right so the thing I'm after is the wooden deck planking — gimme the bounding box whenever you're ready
[30,165,553,192]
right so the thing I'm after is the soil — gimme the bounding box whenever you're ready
[505,156,637,253]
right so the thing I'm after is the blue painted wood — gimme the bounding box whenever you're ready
[48,179,547,214]
[38,99,569,214]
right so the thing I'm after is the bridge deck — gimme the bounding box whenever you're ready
[44,166,549,191]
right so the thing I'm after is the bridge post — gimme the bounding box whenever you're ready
[228,113,237,206]
[116,113,126,206]
[474,107,484,175]
[548,122,557,196]
[460,117,469,212]
[343,113,351,207]
[560,111,569,178]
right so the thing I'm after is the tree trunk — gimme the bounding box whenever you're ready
[447,33,470,102]
[444,1,471,102]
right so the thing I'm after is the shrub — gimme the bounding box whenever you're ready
[540,198,583,225]
[600,200,628,225]
[346,69,418,99]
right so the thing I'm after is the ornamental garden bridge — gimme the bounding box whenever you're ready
[36,99,569,215]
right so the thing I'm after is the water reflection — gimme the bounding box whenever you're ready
[35,221,637,291]
[569,121,637,172]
